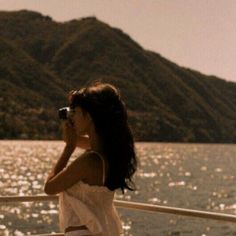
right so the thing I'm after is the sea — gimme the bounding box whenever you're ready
[0,141,236,236]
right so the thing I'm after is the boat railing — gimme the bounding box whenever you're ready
[1,195,236,236]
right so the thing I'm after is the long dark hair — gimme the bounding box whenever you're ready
[68,81,137,192]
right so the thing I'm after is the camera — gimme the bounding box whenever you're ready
[58,107,72,120]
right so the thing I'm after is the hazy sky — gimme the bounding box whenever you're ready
[0,0,235,82]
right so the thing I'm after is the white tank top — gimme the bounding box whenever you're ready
[59,150,123,236]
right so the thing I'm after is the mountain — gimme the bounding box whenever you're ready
[0,36,67,139]
[0,10,235,142]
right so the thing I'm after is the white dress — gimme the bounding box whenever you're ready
[59,150,123,236]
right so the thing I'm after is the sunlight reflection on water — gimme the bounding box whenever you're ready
[0,141,236,235]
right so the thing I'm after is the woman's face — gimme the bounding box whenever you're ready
[71,106,91,136]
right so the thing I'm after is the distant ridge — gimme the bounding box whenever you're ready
[0,10,235,142]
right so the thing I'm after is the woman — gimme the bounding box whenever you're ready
[44,81,138,236]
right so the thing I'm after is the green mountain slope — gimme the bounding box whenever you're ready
[0,10,235,142]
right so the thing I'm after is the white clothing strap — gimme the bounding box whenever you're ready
[89,150,106,185]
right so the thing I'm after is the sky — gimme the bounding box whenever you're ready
[0,0,235,82]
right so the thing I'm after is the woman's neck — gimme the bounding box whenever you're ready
[88,126,104,154]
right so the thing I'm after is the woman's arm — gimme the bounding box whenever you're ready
[44,151,103,195]
[44,145,75,194]
[44,121,76,194]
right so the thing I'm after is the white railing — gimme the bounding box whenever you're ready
[1,195,236,236]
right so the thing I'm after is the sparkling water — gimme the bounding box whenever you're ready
[0,141,236,235]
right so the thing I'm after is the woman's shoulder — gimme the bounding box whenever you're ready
[74,149,105,186]
[76,149,104,170]
[84,149,105,161]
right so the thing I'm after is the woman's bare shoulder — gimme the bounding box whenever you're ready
[73,150,104,185]
[75,149,103,168]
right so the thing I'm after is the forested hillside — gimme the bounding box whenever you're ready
[0,10,235,142]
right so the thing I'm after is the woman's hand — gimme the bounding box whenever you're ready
[61,120,77,150]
